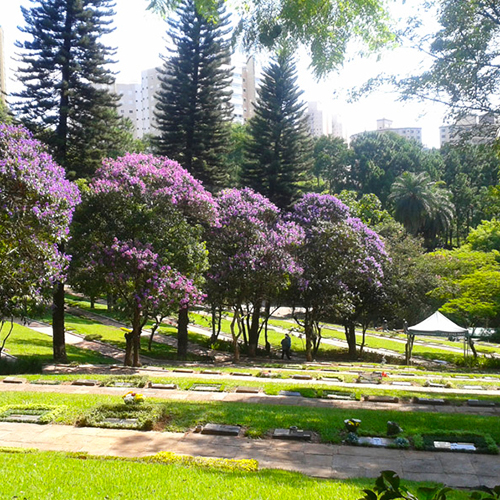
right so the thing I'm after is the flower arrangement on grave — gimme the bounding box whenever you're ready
[344,418,361,433]
[122,391,145,404]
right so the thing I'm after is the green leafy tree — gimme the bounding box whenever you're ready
[349,132,444,206]
[146,0,395,78]
[393,0,500,117]
[153,0,233,191]
[241,51,312,210]
[312,135,351,193]
[441,143,500,245]
[467,219,500,253]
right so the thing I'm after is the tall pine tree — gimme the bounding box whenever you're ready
[13,0,126,363]
[13,0,124,180]
[154,0,233,191]
[241,51,312,210]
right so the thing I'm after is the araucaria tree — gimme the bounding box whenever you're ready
[14,0,124,179]
[154,0,233,191]
[206,188,303,358]
[14,0,129,360]
[0,124,80,359]
[241,51,312,210]
[73,153,217,366]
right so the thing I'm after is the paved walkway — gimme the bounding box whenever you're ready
[1,420,499,488]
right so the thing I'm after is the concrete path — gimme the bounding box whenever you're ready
[1,420,499,488]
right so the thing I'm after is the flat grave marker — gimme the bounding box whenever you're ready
[201,423,240,436]
[173,369,194,374]
[364,395,399,404]
[102,417,139,427]
[291,374,313,380]
[191,384,222,392]
[467,399,495,407]
[414,397,446,405]
[231,372,252,377]
[72,379,99,387]
[149,383,177,390]
[4,414,42,423]
[33,379,59,385]
[392,381,412,387]
[278,390,302,397]
[2,377,26,384]
[358,436,394,447]
[234,386,260,394]
[325,392,355,401]
[200,370,221,376]
[272,427,312,441]
[463,385,484,390]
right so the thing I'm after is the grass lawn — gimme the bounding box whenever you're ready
[3,322,112,365]
[2,390,500,444]
[1,449,472,500]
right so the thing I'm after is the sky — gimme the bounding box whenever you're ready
[1,0,449,148]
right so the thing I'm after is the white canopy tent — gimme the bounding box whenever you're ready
[408,311,468,337]
[405,311,468,364]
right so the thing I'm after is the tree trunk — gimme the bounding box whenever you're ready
[230,308,241,362]
[247,303,261,357]
[344,323,357,359]
[177,307,189,359]
[124,331,133,366]
[359,324,367,355]
[52,281,68,363]
[90,296,95,309]
[405,333,415,365]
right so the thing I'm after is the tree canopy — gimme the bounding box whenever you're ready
[146,0,395,78]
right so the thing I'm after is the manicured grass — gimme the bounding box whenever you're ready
[3,323,112,365]
[1,449,469,500]
[64,314,205,361]
[2,390,500,444]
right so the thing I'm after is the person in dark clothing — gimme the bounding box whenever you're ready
[281,333,292,360]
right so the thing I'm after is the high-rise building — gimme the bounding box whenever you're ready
[306,101,344,138]
[116,57,257,139]
[439,114,500,147]
[350,118,422,144]
[0,26,6,103]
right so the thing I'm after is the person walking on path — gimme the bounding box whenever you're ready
[281,333,292,360]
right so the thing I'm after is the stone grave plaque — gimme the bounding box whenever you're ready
[326,392,355,400]
[399,373,416,377]
[467,399,495,407]
[200,370,221,375]
[231,372,252,377]
[272,428,312,441]
[201,423,240,436]
[323,369,340,373]
[414,397,446,405]
[483,377,496,381]
[321,377,343,382]
[455,376,471,380]
[33,379,59,385]
[463,385,484,390]
[72,379,99,386]
[278,390,302,397]
[103,417,139,426]
[173,368,194,373]
[4,414,42,423]
[427,382,446,388]
[291,374,312,380]
[358,437,393,447]
[450,442,476,451]
[364,395,399,404]
[392,381,412,387]
[149,383,177,390]
[191,384,222,392]
[113,382,134,388]
[235,386,260,394]
[2,377,26,384]
[287,365,304,370]
[434,441,451,450]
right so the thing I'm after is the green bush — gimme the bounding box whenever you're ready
[76,402,165,430]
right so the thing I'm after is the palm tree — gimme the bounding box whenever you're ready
[389,172,454,244]
[389,172,435,235]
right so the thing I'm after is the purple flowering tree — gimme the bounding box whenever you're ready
[0,124,80,359]
[71,153,217,365]
[206,188,303,359]
[290,193,387,360]
[90,239,203,366]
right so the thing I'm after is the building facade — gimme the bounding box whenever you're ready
[306,101,344,138]
[117,57,256,139]
[350,118,422,144]
[439,114,500,147]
